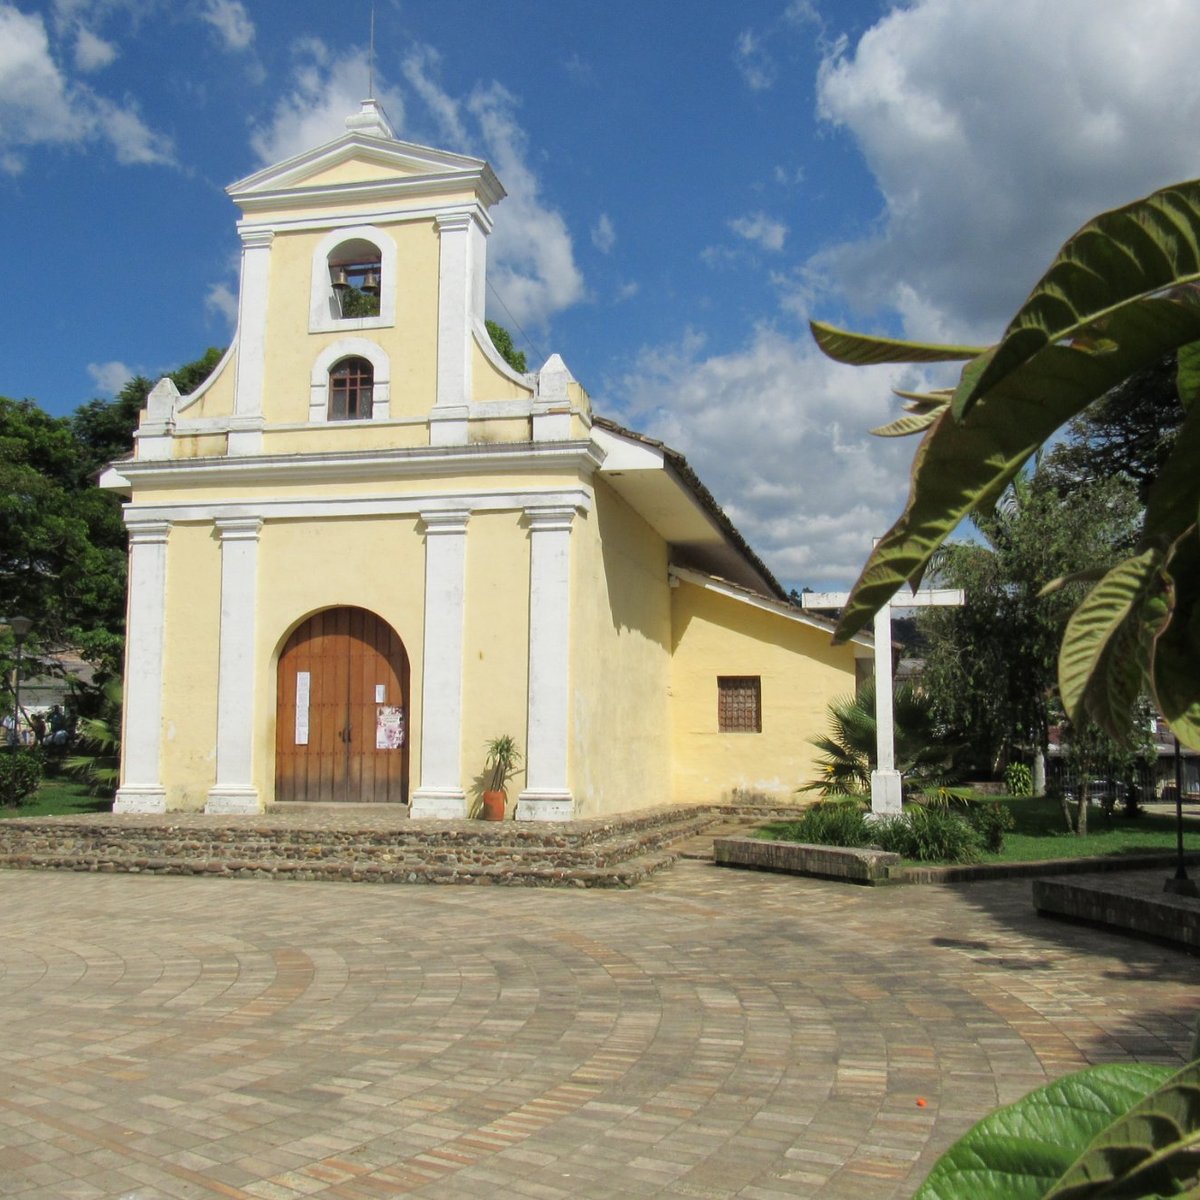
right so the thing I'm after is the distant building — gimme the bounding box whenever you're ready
[102,100,870,817]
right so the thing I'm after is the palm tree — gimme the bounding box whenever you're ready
[803,682,962,798]
[64,677,121,796]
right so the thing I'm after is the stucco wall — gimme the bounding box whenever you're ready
[670,579,859,803]
[569,481,672,817]
[156,522,221,810]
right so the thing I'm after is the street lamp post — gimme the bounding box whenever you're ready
[8,616,32,748]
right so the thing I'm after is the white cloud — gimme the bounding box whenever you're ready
[0,3,173,171]
[73,26,115,71]
[205,281,238,328]
[402,43,467,146]
[733,29,775,91]
[199,0,253,51]
[468,81,585,328]
[815,0,1200,341]
[592,213,616,254]
[250,40,404,165]
[729,212,788,252]
[609,327,923,591]
[87,360,132,394]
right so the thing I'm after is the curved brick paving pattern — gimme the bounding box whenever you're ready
[0,864,1195,1199]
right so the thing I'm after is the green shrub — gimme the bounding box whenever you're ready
[874,805,982,864]
[966,800,1016,853]
[0,748,43,807]
[762,800,871,847]
[1004,761,1034,796]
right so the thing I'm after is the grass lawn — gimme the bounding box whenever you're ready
[0,776,112,819]
[759,794,1200,866]
[983,795,1200,863]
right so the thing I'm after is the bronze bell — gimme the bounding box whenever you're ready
[361,270,381,295]
[331,266,351,292]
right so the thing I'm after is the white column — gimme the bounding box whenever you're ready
[870,597,903,815]
[410,509,470,818]
[517,507,576,821]
[230,228,273,455]
[205,517,262,814]
[114,519,170,813]
[430,212,472,446]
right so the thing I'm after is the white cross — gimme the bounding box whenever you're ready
[802,583,964,815]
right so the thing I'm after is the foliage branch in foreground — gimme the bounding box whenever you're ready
[813,179,1200,749]
[913,1058,1200,1200]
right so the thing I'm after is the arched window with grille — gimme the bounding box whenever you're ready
[328,357,374,421]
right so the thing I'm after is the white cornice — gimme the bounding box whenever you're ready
[106,440,605,491]
[232,173,504,217]
[121,487,593,525]
[669,566,874,649]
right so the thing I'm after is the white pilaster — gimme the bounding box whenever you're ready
[410,509,470,818]
[115,519,170,813]
[517,507,576,821]
[205,517,263,814]
[870,597,902,815]
[430,212,473,446]
[230,228,272,455]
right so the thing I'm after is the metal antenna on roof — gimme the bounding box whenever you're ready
[367,1,376,98]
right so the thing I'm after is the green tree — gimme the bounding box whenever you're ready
[802,682,962,797]
[486,320,527,373]
[921,470,1140,778]
[811,178,1200,751]
[0,347,223,674]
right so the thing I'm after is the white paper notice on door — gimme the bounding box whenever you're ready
[375,684,386,703]
[376,705,404,750]
[295,671,310,745]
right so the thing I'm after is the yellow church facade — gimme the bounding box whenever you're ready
[102,101,869,820]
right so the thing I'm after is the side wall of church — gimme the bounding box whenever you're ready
[669,580,860,803]
[568,480,673,817]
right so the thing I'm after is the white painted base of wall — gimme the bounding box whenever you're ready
[870,770,903,816]
[410,788,467,819]
[114,786,167,814]
[515,789,574,821]
[205,786,262,815]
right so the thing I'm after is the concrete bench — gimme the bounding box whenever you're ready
[713,836,900,885]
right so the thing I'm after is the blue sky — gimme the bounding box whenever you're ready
[6,0,1200,591]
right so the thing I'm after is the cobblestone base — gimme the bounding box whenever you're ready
[0,804,729,888]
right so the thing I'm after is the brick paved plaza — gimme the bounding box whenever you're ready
[0,863,1196,1199]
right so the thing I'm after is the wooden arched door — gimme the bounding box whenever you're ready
[275,607,409,803]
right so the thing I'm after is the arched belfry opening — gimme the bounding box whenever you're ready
[275,607,410,803]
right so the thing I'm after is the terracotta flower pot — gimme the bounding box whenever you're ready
[481,790,507,821]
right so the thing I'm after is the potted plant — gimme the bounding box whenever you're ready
[481,735,521,820]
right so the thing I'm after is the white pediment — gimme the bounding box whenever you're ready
[228,120,503,211]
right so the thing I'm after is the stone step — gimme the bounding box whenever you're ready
[0,847,681,888]
[0,806,720,887]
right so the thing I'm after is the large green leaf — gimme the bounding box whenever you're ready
[914,1063,1174,1200]
[1151,530,1200,749]
[1145,394,1200,542]
[954,179,1200,416]
[1045,1059,1200,1199]
[1058,549,1171,742]
[1176,340,1200,412]
[809,321,985,365]
[833,297,1200,644]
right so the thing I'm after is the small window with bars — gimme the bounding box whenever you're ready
[717,675,761,733]
[328,356,374,421]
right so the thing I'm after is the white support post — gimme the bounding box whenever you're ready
[870,597,903,815]
[205,517,263,814]
[516,506,576,821]
[114,519,171,813]
[430,212,472,446]
[410,509,471,818]
[230,228,272,455]
[802,568,964,818]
